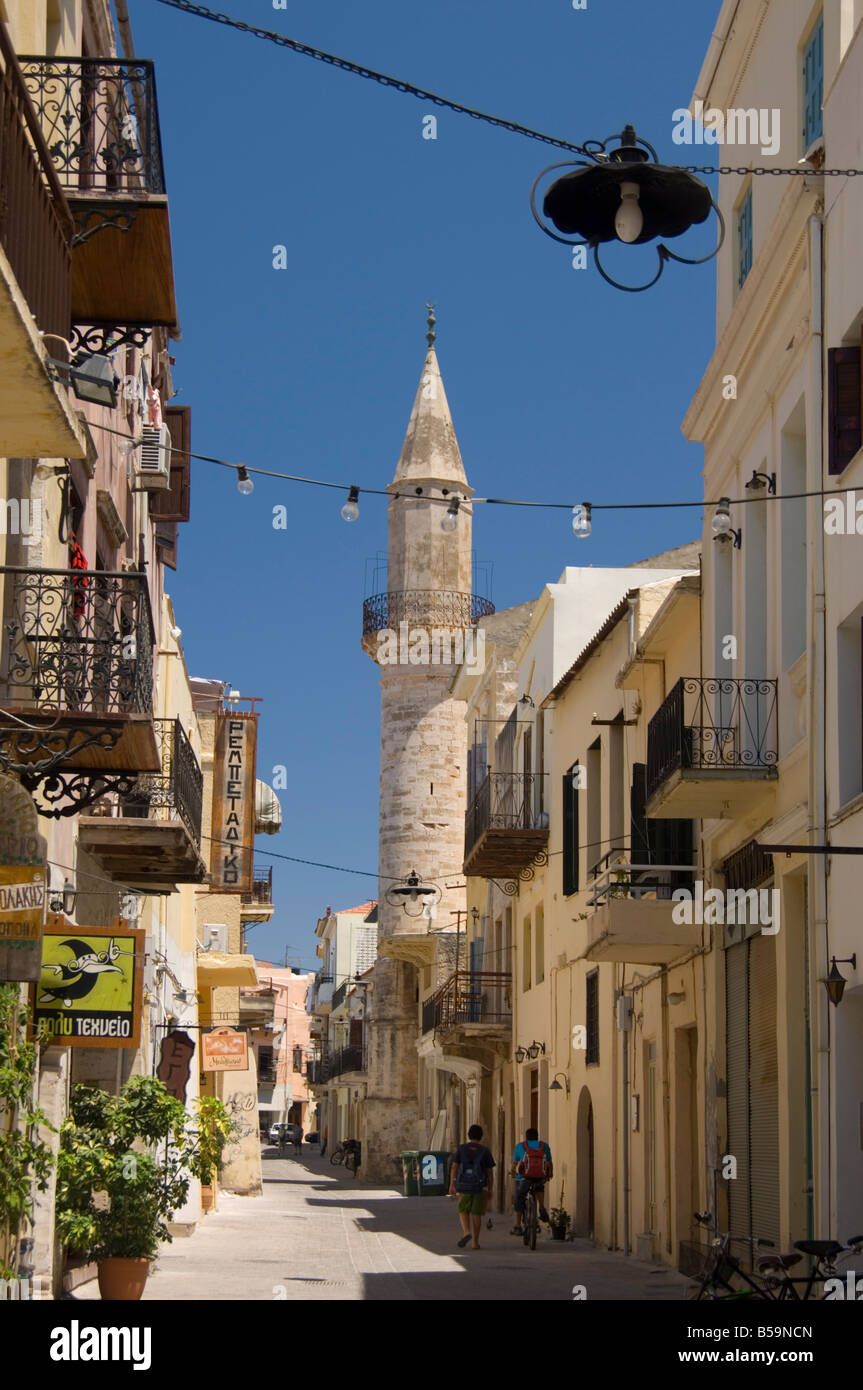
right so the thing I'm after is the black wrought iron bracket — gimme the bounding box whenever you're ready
[500,847,549,897]
[23,768,140,819]
[71,323,152,356]
[0,723,124,785]
[71,206,138,247]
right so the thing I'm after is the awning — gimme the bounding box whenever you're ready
[196,952,259,989]
[255,780,282,835]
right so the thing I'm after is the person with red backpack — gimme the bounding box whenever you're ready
[449,1123,496,1250]
[510,1127,552,1235]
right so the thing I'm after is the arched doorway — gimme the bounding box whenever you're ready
[575,1086,595,1238]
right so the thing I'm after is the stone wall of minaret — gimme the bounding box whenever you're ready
[360,338,472,1181]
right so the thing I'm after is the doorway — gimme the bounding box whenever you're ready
[575,1086,595,1237]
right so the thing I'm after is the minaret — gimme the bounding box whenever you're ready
[360,308,472,1179]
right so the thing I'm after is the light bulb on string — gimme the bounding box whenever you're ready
[237,466,254,496]
[441,497,460,533]
[572,503,592,539]
[712,497,732,537]
[341,486,360,522]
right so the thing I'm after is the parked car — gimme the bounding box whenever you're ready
[269,1122,302,1144]
[304,1132,320,1145]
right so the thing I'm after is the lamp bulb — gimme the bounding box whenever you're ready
[572,503,592,539]
[614,181,644,244]
[237,466,254,495]
[341,487,360,522]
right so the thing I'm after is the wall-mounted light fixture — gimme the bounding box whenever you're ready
[515,1040,546,1063]
[745,470,776,495]
[823,955,857,1006]
[49,877,77,916]
[712,497,741,549]
[549,1072,570,1096]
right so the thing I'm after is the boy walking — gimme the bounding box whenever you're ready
[449,1124,495,1250]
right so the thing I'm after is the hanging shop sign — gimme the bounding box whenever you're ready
[201,1025,249,1072]
[32,917,144,1048]
[209,712,258,892]
[0,775,47,983]
[157,1029,196,1101]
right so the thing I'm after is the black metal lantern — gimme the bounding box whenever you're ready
[823,955,857,1006]
[385,869,440,917]
[531,124,725,292]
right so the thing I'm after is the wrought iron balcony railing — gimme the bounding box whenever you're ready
[363,590,494,637]
[424,971,512,1033]
[306,1059,329,1086]
[332,980,349,1012]
[242,865,273,908]
[646,676,778,802]
[120,717,203,844]
[0,566,154,716]
[0,26,73,346]
[465,771,547,859]
[586,856,696,909]
[19,55,166,201]
[328,1044,365,1078]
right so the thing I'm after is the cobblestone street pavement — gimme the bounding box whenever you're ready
[73,1148,692,1302]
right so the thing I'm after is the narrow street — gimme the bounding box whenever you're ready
[73,1148,691,1302]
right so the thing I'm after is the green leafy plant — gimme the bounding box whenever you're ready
[0,985,54,1279]
[549,1206,572,1228]
[186,1096,237,1187]
[56,1075,195,1263]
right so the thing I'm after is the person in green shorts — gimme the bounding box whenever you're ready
[449,1124,496,1250]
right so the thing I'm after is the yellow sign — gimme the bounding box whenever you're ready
[33,919,144,1048]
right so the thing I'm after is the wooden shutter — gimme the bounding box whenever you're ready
[151,406,192,521]
[155,520,178,570]
[725,941,751,1258]
[827,346,862,474]
[562,768,579,896]
[630,763,650,862]
[748,933,780,1250]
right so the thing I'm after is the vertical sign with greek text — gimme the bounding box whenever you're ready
[210,713,257,891]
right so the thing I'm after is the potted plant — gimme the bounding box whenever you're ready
[0,986,54,1280]
[187,1096,236,1215]
[56,1075,194,1301]
[553,1200,572,1245]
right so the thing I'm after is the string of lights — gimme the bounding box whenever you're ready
[87,417,860,540]
[153,0,863,179]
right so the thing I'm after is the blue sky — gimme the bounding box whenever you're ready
[128,0,720,969]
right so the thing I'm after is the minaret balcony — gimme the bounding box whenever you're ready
[646,676,778,820]
[362,590,494,658]
[464,772,549,879]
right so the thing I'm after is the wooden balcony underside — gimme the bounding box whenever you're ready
[0,710,159,772]
[77,816,207,891]
[464,827,548,879]
[70,197,177,328]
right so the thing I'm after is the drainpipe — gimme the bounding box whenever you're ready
[807,211,830,1239]
[114,1,135,59]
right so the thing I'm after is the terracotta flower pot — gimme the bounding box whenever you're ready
[200,1184,215,1213]
[97,1257,149,1301]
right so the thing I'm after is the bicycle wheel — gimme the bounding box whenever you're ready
[331,1149,344,1166]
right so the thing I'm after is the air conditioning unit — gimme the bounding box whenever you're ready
[136,423,171,490]
[201,924,227,953]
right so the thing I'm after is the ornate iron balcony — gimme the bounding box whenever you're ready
[464,770,549,878]
[362,590,494,637]
[306,1059,329,1086]
[0,565,154,716]
[646,676,779,803]
[328,1044,365,1078]
[331,980,349,1011]
[242,865,273,908]
[121,717,203,845]
[424,971,512,1033]
[19,55,165,200]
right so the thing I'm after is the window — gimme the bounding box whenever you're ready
[258,1047,274,1081]
[292,1046,303,1074]
[827,344,862,474]
[535,904,544,985]
[522,915,532,992]
[562,764,580,895]
[586,969,599,1066]
[737,186,753,291]
[803,13,824,149]
[586,738,602,876]
[837,609,863,806]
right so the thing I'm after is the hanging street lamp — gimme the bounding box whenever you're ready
[531,124,724,292]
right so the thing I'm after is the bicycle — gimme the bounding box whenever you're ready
[522,1180,544,1251]
[757,1235,863,1299]
[330,1143,347,1166]
[685,1213,777,1300]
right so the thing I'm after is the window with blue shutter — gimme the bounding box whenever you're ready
[737,187,753,291]
[803,14,823,149]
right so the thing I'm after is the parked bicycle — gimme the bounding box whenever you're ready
[685,1213,777,1300]
[330,1138,361,1175]
[757,1235,863,1299]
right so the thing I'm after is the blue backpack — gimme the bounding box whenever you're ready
[456,1142,487,1194]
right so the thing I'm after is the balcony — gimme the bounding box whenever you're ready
[311,977,334,1013]
[328,1044,365,1079]
[239,989,277,1028]
[20,55,177,329]
[0,25,85,458]
[646,677,778,820]
[306,1059,329,1086]
[361,589,494,658]
[0,566,158,806]
[241,865,274,924]
[420,971,512,1070]
[77,717,206,891]
[583,857,699,964]
[464,771,549,879]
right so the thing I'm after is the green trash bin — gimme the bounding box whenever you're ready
[417,1150,450,1196]
[401,1150,420,1196]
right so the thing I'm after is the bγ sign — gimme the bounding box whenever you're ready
[0,774,47,983]
[32,918,144,1048]
[201,1025,249,1072]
